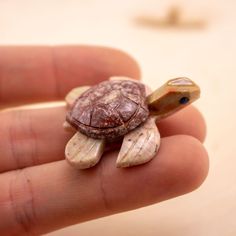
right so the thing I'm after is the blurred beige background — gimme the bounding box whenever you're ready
[0,0,235,235]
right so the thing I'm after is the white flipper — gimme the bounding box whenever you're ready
[65,132,105,169]
[65,86,91,107]
[116,116,160,168]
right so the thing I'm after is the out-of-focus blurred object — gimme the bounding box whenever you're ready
[135,6,206,30]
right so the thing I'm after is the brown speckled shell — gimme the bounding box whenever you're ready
[66,80,149,139]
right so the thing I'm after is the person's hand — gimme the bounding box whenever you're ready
[0,46,209,235]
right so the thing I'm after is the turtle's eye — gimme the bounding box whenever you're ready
[179,97,189,104]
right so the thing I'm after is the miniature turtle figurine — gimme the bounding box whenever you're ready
[64,76,200,169]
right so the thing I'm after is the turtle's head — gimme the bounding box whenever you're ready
[147,77,200,120]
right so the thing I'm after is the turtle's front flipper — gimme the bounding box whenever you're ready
[65,132,105,169]
[116,116,160,168]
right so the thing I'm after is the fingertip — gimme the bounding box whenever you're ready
[183,136,209,192]
[187,106,207,143]
[157,135,209,198]
[53,46,141,96]
[158,106,207,143]
[94,46,141,80]
[195,108,207,143]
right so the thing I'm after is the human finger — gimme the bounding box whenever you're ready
[0,135,209,236]
[0,46,140,106]
[158,105,206,142]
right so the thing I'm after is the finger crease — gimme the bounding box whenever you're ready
[51,48,61,98]
[8,111,39,169]
[28,115,38,166]
[9,169,37,235]
[9,123,21,169]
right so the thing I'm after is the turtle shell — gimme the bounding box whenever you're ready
[66,80,149,139]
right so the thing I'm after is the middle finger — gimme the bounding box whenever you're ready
[0,105,205,173]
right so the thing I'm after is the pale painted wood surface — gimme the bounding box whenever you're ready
[64,85,107,169]
[117,116,160,167]
[65,132,105,169]
[0,0,235,235]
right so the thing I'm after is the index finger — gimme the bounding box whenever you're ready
[0,46,140,106]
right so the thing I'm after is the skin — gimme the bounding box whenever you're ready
[0,46,209,236]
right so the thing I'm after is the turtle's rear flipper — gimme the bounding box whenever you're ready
[116,117,160,168]
[65,132,105,169]
[65,86,91,107]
